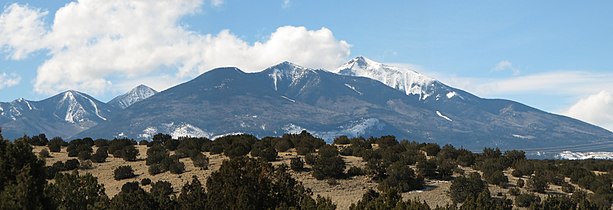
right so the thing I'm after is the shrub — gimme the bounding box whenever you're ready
[48,137,64,152]
[251,140,277,161]
[273,138,292,152]
[94,139,109,147]
[78,150,91,160]
[149,164,165,175]
[486,170,508,187]
[114,165,136,180]
[39,148,50,158]
[420,143,441,156]
[139,140,148,145]
[416,159,437,178]
[64,159,80,170]
[561,182,575,193]
[290,157,304,171]
[191,153,209,170]
[515,193,540,207]
[304,153,317,165]
[379,162,424,192]
[91,147,108,163]
[121,145,139,161]
[527,172,548,193]
[449,172,487,203]
[508,188,521,196]
[80,160,93,169]
[333,136,351,145]
[517,178,525,188]
[312,145,345,180]
[168,156,185,174]
[141,178,152,186]
[146,144,168,165]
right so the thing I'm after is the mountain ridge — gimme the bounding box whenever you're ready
[1,59,611,158]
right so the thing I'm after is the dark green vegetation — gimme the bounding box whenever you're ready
[1,129,613,209]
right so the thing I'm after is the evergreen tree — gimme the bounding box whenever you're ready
[0,139,48,210]
[46,172,109,210]
[177,176,207,209]
[110,182,157,210]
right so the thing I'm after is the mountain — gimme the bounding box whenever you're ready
[78,61,613,156]
[0,90,116,139]
[108,85,158,109]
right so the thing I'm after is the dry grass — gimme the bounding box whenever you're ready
[32,145,587,210]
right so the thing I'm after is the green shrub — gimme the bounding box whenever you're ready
[141,178,152,186]
[290,157,304,171]
[114,165,136,180]
[515,193,540,207]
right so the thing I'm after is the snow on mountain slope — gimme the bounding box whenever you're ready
[336,56,459,101]
[137,122,213,139]
[109,85,158,109]
[50,90,113,124]
[267,61,318,91]
[558,151,613,160]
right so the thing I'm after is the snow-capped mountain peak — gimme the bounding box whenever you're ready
[266,61,318,91]
[108,84,158,109]
[337,56,455,101]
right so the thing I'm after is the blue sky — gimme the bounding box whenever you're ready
[1,0,612,130]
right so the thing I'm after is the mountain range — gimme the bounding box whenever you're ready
[1,57,612,156]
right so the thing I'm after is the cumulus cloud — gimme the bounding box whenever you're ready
[0,3,48,60]
[282,0,291,8]
[0,72,21,90]
[0,0,350,95]
[565,91,613,131]
[493,60,520,75]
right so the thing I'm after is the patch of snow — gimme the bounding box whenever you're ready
[281,96,296,103]
[446,91,457,99]
[171,123,211,138]
[512,134,535,139]
[139,127,158,139]
[109,85,157,109]
[436,111,452,122]
[282,118,384,142]
[344,83,363,95]
[558,151,613,160]
[337,56,436,100]
[85,97,107,121]
[269,69,281,91]
[211,132,244,140]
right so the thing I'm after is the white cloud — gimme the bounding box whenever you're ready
[0,0,351,95]
[0,3,48,60]
[565,91,613,131]
[493,60,520,75]
[0,72,21,90]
